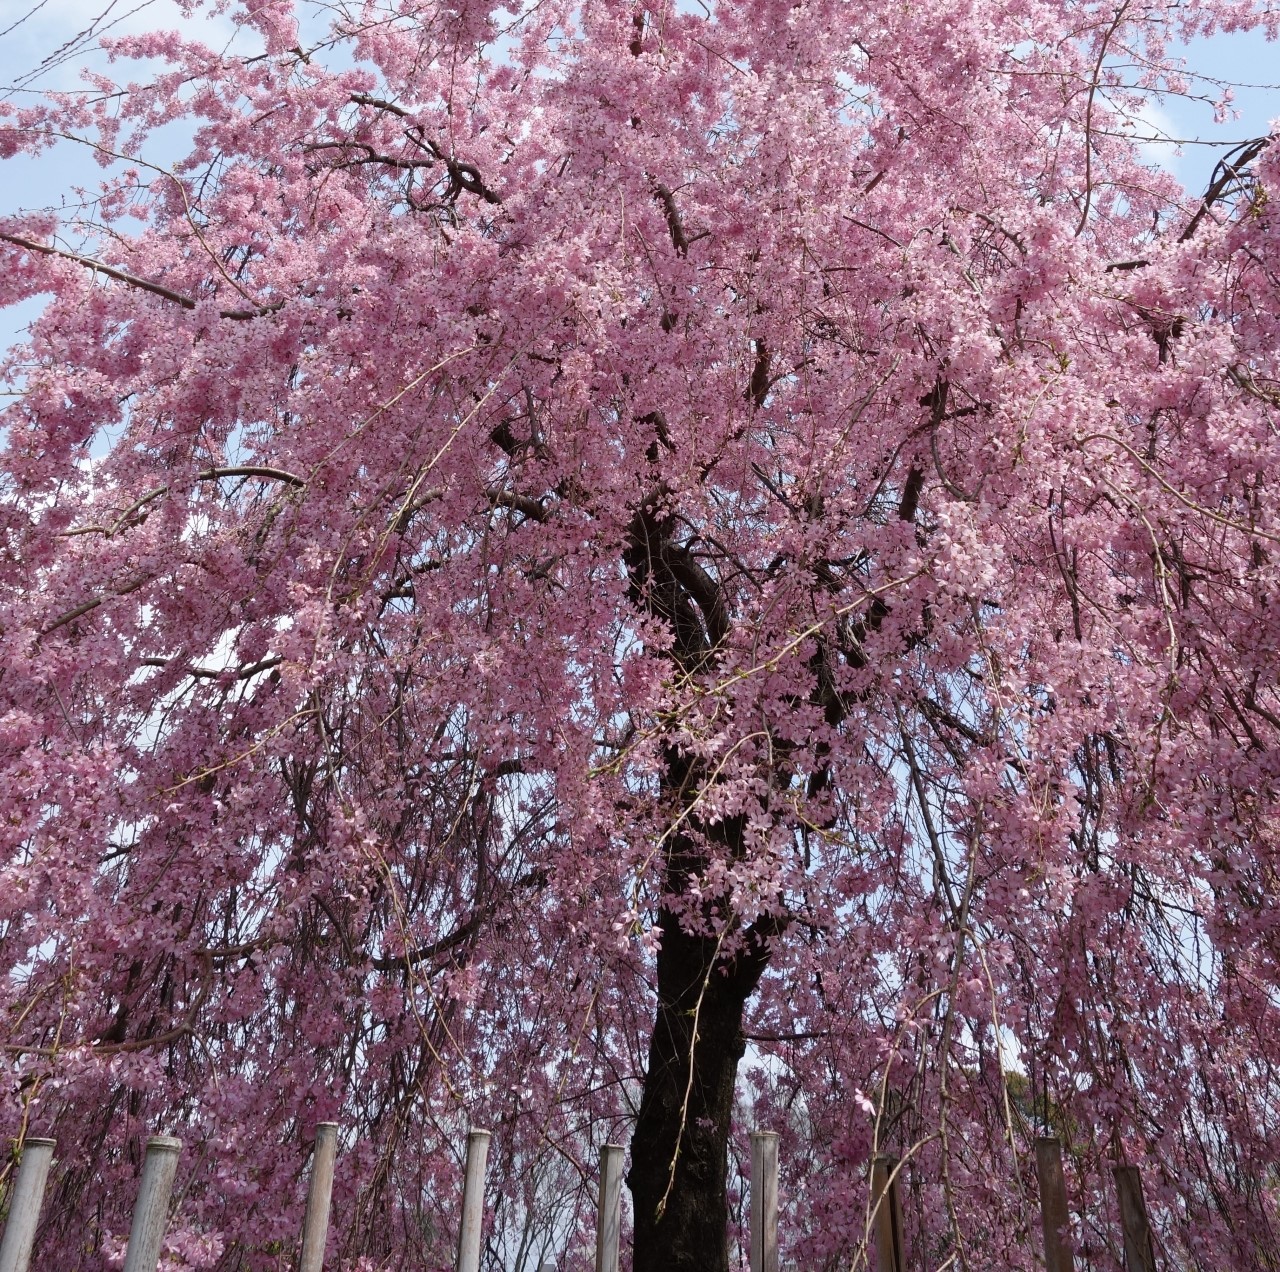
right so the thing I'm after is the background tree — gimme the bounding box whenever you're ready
[2,0,1280,1268]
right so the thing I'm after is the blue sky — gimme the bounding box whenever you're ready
[0,2,1277,358]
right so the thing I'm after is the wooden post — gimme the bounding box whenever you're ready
[749,1130,779,1272]
[455,1129,490,1272]
[298,1123,339,1272]
[1035,1137,1074,1272]
[122,1136,182,1272]
[1113,1166,1157,1272]
[594,1144,624,1272]
[0,1137,55,1272]
[870,1155,905,1272]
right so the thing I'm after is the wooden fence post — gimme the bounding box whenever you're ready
[455,1129,490,1272]
[0,1137,56,1272]
[749,1130,779,1272]
[298,1123,339,1272]
[1113,1166,1157,1272]
[594,1144,624,1272]
[870,1154,905,1272]
[122,1135,182,1272]
[1035,1137,1074,1272]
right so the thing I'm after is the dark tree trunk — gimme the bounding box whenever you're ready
[616,197,914,1263]
[622,498,777,1271]
[627,900,771,1272]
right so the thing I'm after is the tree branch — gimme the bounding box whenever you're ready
[651,183,689,256]
[65,466,305,538]
[1180,136,1271,243]
[0,232,282,319]
[349,95,503,205]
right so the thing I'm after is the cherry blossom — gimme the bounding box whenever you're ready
[2,0,1279,1267]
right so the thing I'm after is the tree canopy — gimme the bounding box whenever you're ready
[2,0,1280,1267]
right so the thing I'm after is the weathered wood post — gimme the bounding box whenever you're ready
[1035,1136,1074,1272]
[122,1135,182,1272]
[1113,1166,1157,1272]
[455,1129,491,1272]
[0,1137,56,1272]
[594,1144,624,1272]
[749,1130,779,1272]
[870,1154,905,1272]
[298,1122,339,1272]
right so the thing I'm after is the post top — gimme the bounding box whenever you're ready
[145,1135,184,1151]
[22,1136,57,1147]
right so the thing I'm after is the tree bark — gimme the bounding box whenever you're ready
[628,899,771,1272]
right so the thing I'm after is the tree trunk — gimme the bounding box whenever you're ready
[628,889,772,1272]
[623,503,777,1270]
